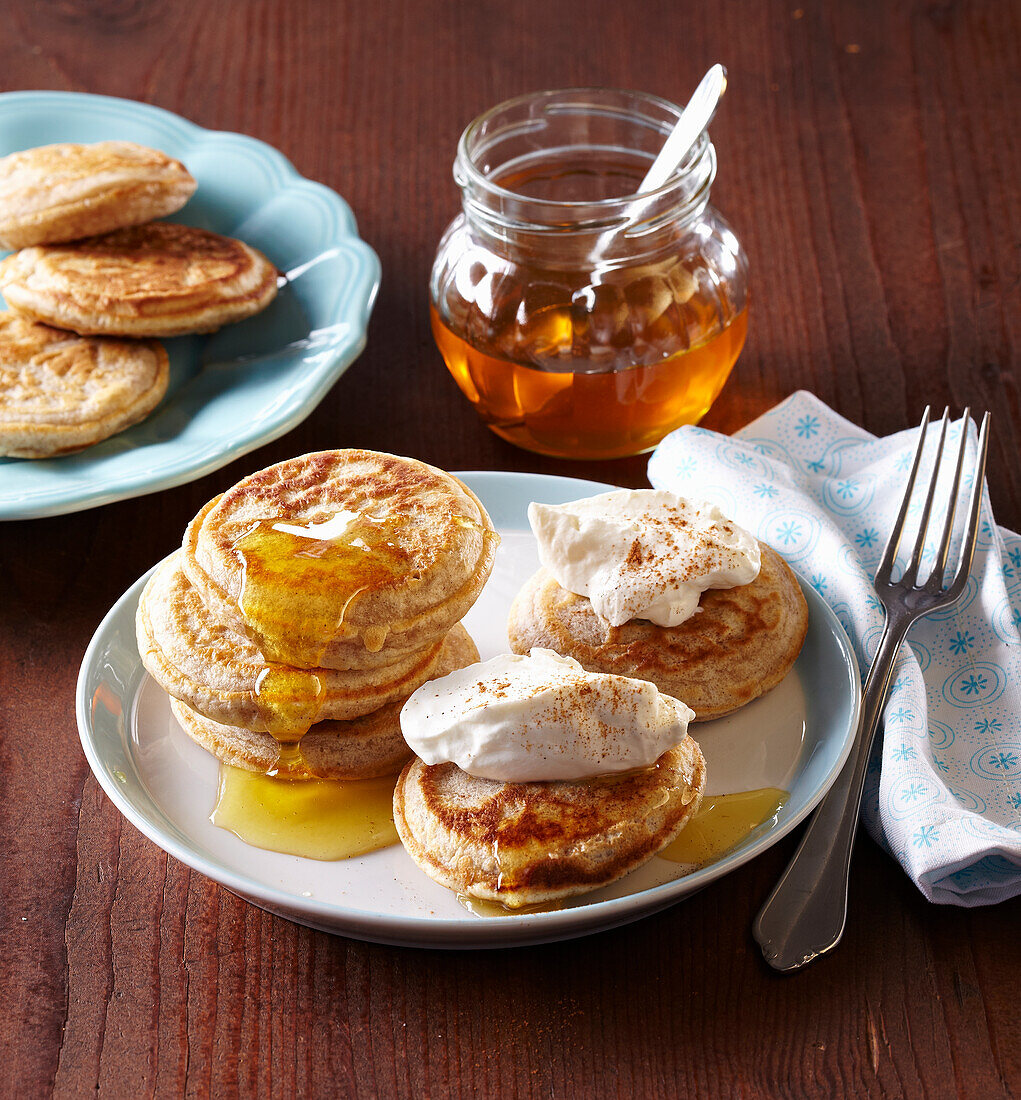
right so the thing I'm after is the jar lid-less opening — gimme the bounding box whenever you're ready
[454,88,717,234]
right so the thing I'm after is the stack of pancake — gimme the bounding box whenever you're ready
[0,140,277,457]
[136,449,498,781]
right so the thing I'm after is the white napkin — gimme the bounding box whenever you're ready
[648,391,1021,905]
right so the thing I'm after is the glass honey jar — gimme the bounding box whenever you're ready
[430,88,749,460]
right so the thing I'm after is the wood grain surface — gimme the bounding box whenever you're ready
[1,0,1019,1097]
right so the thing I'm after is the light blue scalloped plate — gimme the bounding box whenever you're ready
[0,92,380,519]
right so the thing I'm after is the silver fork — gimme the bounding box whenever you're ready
[753,407,991,972]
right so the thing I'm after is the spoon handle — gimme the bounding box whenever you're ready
[638,64,727,193]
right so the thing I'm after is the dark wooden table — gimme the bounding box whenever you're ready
[2,1,1019,1096]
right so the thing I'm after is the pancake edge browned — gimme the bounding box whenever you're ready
[185,450,499,664]
[0,223,278,337]
[170,623,480,779]
[393,738,706,909]
[171,697,413,780]
[507,541,809,722]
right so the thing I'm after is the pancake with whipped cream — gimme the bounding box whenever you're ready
[508,490,808,720]
[136,551,453,735]
[394,649,707,908]
[0,222,278,337]
[171,624,479,779]
[0,141,196,249]
[183,450,499,670]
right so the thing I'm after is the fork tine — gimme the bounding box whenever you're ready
[903,408,950,586]
[945,411,991,599]
[875,407,931,585]
[928,407,970,589]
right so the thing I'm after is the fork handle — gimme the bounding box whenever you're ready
[752,613,909,971]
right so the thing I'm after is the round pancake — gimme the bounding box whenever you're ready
[508,542,809,721]
[170,623,480,779]
[136,551,450,734]
[0,141,196,249]
[0,222,278,337]
[393,737,706,909]
[180,502,437,672]
[183,450,499,669]
[0,312,168,457]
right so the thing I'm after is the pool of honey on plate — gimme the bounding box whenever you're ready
[212,687,400,861]
[456,895,565,917]
[431,151,748,460]
[212,765,399,861]
[659,787,788,866]
[209,652,402,861]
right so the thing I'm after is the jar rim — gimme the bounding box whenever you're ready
[454,86,713,222]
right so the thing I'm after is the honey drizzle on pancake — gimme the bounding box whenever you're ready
[234,512,414,665]
[658,787,788,866]
[253,667,325,740]
[212,766,399,860]
[238,510,426,773]
[250,666,327,775]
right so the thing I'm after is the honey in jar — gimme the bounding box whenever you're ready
[430,89,749,460]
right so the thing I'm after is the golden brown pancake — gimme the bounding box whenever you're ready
[0,312,167,457]
[171,623,480,779]
[0,222,278,337]
[135,551,451,735]
[0,141,196,249]
[179,501,439,672]
[508,541,809,721]
[393,737,706,908]
[183,450,499,669]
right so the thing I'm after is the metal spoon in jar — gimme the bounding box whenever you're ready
[637,63,727,195]
[592,63,726,260]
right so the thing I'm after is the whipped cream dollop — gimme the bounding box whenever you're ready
[528,489,760,627]
[400,648,694,782]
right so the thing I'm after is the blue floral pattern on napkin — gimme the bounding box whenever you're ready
[648,392,1021,905]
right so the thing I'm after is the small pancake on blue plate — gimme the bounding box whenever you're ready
[0,312,168,457]
[0,222,278,337]
[0,140,195,248]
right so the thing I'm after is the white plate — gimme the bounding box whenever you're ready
[77,471,861,948]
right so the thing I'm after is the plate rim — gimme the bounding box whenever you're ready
[76,469,863,948]
[0,90,381,520]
